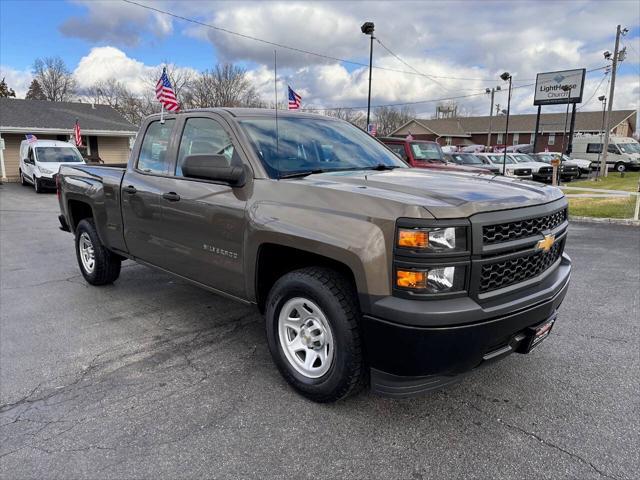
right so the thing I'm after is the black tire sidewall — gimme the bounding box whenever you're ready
[615,162,625,172]
[265,271,360,400]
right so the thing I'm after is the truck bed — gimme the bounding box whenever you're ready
[58,164,128,253]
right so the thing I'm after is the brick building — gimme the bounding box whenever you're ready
[0,98,137,181]
[390,109,637,151]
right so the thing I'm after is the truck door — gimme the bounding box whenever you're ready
[152,115,248,299]
[121,118,177,267]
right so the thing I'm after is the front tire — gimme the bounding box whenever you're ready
[615,162,626,173]
[33,177,42,193]
[265,267,365,403]
[20,170,28,186]
[75,218,121,285]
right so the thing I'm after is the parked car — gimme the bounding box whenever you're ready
[571,134,640,172]
[443,152,500,174]
[380,138,489,174]
[534,153,591,178]
[19,139,85,193]
[476,153,533,179]
[57,109,571,402]
[507,153,556,182]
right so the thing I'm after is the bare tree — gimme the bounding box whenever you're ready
[32,56,76,101]
[188,64,263,108]
[373,106,415,136]
[322,108,367,130]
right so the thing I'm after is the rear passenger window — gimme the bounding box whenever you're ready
[586,143,602,154]
[137,120,175,174]
[176,117,235,177]
[386,144,406,159]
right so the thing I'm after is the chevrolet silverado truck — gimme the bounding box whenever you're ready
[57,109,572,402]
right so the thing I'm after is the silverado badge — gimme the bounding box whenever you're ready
[536,234,556,253]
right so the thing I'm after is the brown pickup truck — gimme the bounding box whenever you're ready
[57,109,571,402]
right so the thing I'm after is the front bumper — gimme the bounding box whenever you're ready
[362,254,571,397]
[36,175,57,188]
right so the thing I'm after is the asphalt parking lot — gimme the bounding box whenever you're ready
[1,182,638,480]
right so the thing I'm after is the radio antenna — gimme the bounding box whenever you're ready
[274,50,280,179]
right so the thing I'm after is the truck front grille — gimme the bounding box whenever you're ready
[538,166,553,174]
[479,240,564,292]
[482,208,567,244]
[514,168,531,176]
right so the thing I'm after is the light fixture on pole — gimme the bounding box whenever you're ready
[361,21,375,132]
[485,85,501,149]
[500,72,512,176]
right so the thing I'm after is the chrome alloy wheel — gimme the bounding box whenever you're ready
[278,297,334,379]
[79,232,95,274]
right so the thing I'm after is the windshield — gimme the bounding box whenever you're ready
[511,154,536,163]
[35,147,84,163]
[239,117,407,178]
[617,143,640,154]
[450,153,482,165]
[535,154,555,164]
[410,142,443,161]
[486,154,516,164]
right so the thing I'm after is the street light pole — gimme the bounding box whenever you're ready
[596,95,607,176]
[500,72,512,176]
[485,86,501,149]
[558,85,573,186]
[361,22,375,131]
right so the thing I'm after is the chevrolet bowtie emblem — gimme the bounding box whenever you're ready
[536,234,556,252]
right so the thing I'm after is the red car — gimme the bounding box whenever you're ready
[380,138,491,174]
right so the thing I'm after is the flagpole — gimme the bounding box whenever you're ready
[160,103,165,124]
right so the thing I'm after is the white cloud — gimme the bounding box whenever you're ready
[0,66,32,97]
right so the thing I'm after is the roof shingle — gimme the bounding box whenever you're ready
[0,98,136,133]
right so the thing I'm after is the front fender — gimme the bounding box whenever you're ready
[245,201,394,303]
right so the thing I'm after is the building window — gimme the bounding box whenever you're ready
[548,134,555,145]
[513,133,519,144]
[445,136,452,145]
[497,133,503,144]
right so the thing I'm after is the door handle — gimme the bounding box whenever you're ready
[162,192,181,202]
[123,185,137,194]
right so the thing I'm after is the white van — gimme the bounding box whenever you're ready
[19,140,85,193]
[571,135,640,172]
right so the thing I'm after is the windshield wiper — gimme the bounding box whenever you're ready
[278,169,329,179]
[362,164,399,171]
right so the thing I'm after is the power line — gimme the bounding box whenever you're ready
[122,0,530,83]
[304,66,610,111]
[577,71,608,110]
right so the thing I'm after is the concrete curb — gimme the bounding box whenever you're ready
[570,216,640,226]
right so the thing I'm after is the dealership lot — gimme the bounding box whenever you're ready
[0,183,638,479]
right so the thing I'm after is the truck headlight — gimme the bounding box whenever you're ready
[396,266,465,294]
[38,167,54,175]
[397,226,466,252]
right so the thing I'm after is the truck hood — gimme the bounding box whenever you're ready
[296,168,564,219]
[36,161,85,176]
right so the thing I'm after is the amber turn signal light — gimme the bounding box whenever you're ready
[398,229,429,248]
[396,270,427,289]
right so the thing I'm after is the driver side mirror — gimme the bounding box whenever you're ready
[181,154,246,187]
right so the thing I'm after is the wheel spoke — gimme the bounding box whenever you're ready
[304,350,319,370]
[288,334,305,353]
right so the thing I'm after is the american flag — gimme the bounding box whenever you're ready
[25,134,38,143]
[74,120,83,147]
[288,86,302,110]
[367,123,377,136]
[156,68,180,112]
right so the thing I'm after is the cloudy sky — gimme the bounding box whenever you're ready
[1,0,639,117]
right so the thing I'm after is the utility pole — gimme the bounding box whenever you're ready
[485,86,501,149]
[361,22,375,132]
[600,25,627,178]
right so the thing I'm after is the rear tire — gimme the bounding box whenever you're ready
[75,218,121,285]
[265,267,365,403]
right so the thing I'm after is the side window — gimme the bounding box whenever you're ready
[586,143,602,154]
[176,117,235,177]
[386,144,406,159]
[137,119,176,174]
[607,144,620,154]
[28,148,34,162]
